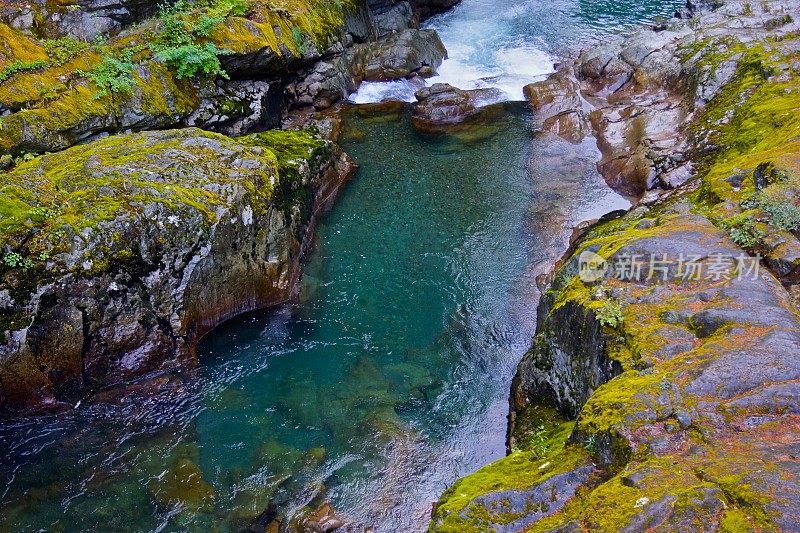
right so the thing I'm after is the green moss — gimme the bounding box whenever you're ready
[557,459,708,531]
[713,475,774,529]
[692,38,800,224]
[680,35,746,78]
[510,403,568,451]
[0,129,276,279]
[0,24,49,70]
[240,129,331,216]
[432,422,588,530]
[0,0,358,155]
[576,370,665,435]
[720,508,757,532]
[0,127,333,305]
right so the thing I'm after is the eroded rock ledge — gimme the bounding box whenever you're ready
[0,127,355,413]
[431,1,800,530]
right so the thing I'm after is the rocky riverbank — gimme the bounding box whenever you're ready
[0,0,457,414]
[431,0,800,530]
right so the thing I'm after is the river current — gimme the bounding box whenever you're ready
[0,0,685,530]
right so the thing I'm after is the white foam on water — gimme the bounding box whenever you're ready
[350,44,554,104]
[349,78,423,104]
[349,0,556,105]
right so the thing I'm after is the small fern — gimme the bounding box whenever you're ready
[153,1,230,79]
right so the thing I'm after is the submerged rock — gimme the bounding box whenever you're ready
[0,127,356,413]
[301,502,345,533]
[148,457,215,513]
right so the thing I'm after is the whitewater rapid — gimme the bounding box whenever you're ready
[350,0,557,104]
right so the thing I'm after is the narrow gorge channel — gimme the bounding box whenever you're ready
[1,0,702,531]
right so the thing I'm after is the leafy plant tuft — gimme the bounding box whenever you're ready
[78,51,136,98]
[597,299,624,329]
[153,1,231,79]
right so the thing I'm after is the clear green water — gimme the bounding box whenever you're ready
[0,105,626,532]
[0,0,695,527]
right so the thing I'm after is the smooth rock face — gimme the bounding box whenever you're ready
[0,128,355,414]
[521,0,800,199]
[524,68,589,143]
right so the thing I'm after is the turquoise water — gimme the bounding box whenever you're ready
[353,0,686,102]
[0,0,682,528]
[0,105,626,531]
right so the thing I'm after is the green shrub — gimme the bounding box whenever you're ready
[0,59,50,84]
[741,187,800,232]
[3,252,23,268]
[153,1,230,79]
[760,199,800,231]
[155,42,230,79]
[43,37,90,65]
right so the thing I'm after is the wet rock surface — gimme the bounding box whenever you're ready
[520,0,800,200]
[292,28,446,109]
[410,83,502,133]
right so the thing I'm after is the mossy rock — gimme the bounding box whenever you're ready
[0,126,343,414]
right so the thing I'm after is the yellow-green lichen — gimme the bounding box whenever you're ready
[692,38,800,229]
